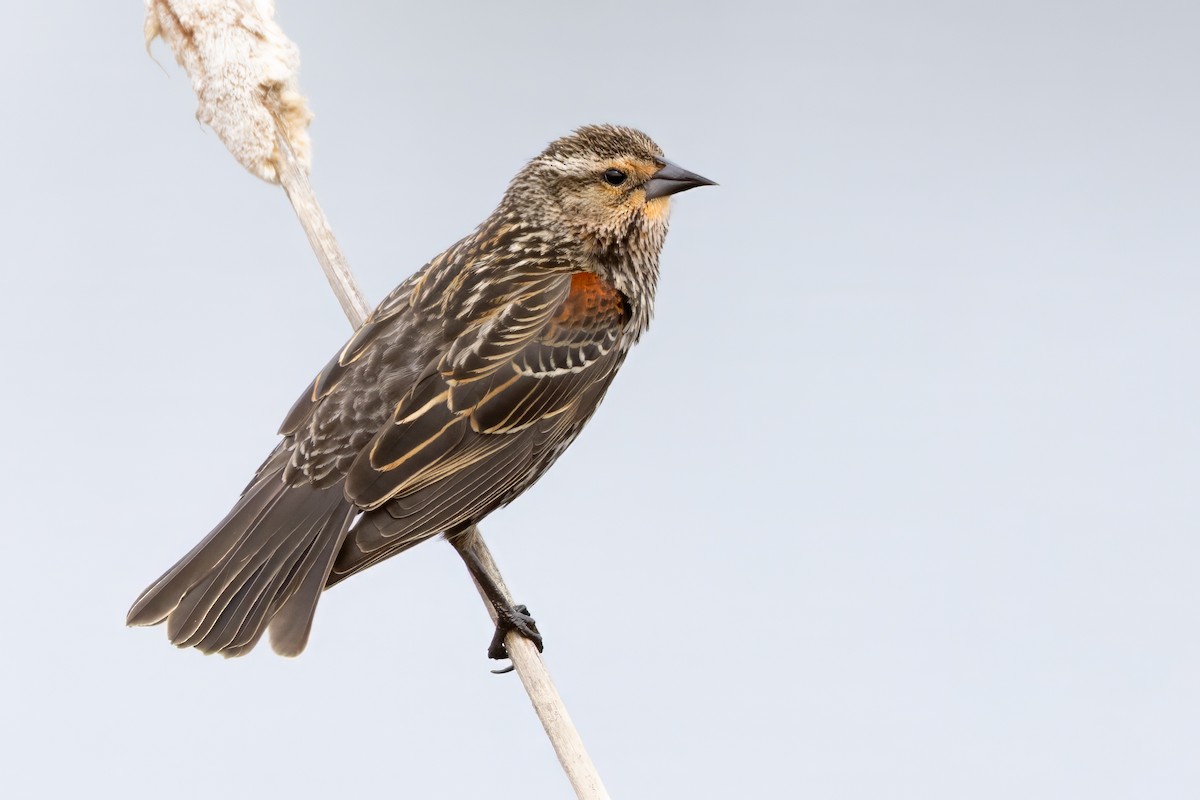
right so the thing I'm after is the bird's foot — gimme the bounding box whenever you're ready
[488,604,542,674]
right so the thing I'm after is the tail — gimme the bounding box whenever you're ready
[127,457,356,658]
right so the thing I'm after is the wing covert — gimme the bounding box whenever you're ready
[344,269,629,512]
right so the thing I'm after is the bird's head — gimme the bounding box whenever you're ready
[508,125,715,262]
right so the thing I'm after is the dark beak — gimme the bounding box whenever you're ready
[643,159,717,200]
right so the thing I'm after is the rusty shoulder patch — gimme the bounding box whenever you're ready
[552,271,630,330]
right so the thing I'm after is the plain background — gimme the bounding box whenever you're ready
[3,1,1197,797]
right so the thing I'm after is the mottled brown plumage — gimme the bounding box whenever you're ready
[127,125,713,658]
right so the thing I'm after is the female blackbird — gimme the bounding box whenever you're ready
[127,125,713,659]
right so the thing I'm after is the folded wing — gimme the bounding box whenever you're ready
[332,269,630,583]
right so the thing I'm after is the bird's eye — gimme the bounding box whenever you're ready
[602,168,628,186]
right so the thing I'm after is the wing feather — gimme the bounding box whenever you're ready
[336,268,631,570]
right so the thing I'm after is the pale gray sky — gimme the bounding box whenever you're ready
[3,2,1198,798]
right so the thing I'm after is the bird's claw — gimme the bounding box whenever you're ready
[488,603,542,674]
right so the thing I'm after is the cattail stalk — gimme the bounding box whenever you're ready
[144,2,610,798]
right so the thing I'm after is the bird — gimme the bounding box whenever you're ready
[126,124,714,661]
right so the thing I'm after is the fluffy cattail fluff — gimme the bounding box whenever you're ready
[145,0,313,182]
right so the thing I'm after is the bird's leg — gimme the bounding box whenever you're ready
[447,526,543,671]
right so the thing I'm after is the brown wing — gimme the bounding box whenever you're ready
[331,270,630,582]
[272,270,445,489]
[277,276,421,440]
[277,315,405,438]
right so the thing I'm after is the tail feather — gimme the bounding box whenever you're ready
[268,502,356,657]
[127,469,286,627]
[218,526,340,657]
[127,464,356,658]
[168,493,329,646]
[192,561,273,653]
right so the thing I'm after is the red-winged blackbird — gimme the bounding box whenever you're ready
[127,125,713,659]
